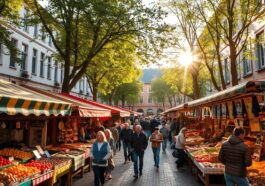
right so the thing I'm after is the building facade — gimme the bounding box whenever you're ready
[0,5,92,99]
[124,69,171,116]
[216,5,265,89]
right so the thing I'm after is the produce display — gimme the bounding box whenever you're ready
[0,156,12,168]
[25,160,52,172]
[1,165,40,182]
[248,161,265,186]
[0,148,33,160]
[38,157,71,168]
[0,172,18,185]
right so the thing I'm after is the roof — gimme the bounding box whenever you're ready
[24,86,111,118]
[140,69,162,84]
[61,93,131,117]
[0,80,71,116]
[164,79,265,113]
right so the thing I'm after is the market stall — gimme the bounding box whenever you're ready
[23,87,112,180]
[165,79,265,186]
[0,80,74,186]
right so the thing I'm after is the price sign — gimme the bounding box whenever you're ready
[36,145,45,155]
[44,150,51,158]
[33,150,41,159]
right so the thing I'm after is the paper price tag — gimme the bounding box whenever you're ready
[36,145,45,155]
[33,150,41,159]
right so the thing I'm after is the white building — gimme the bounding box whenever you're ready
[0,5,92,99]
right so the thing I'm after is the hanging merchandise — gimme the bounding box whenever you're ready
[232,101,237,118]
[227,101,234,119]
[244,97,254,118]
[241,99,248,118]
[252,96,261,117]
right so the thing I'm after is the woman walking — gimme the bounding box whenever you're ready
[91,131,112,186]
[150,127,163,168]
[104,129,115,180]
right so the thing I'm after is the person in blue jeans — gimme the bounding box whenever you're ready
[90,131,112,186]
[160,122,169,153]
[131,125,148,179]
[150,127,163,168]
[120,123,133,164]
[219,127,252,186]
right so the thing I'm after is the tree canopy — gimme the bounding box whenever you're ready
[28,0,173,93]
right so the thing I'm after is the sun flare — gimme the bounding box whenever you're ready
[178,50,193,67]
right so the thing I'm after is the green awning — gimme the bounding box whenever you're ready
[0,80,71,116]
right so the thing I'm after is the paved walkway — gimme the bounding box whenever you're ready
[73,142,202,186]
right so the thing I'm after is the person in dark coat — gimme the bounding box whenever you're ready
[120,123,133,164]
[150,118,160,133]
[131,125,148,179]
[218,127,252,186]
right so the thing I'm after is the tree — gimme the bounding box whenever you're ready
[113,79,142,108]
[151,78,173,110]
[196,0,265,86]
[166,0,201,99]
[0,0,22,61]
[86,40,137,101]
[29,0,172,93]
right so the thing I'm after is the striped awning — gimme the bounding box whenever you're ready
[23,87,111,118]
[0,80,71,116]
[61,93,130,117]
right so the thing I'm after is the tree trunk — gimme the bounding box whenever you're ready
[192,73,200,99]
[92,86,98,101]
[229,44,239,86]
[108,97,112,105]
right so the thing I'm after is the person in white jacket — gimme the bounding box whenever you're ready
[174,127,187,168]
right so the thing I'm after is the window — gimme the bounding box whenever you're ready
[9,38,17,68]
[22,10,29,32]
[256,31,265,70]
[47,57,52,79]
[32,49,37,75]
[40,52,45,77]
[140,96,143,104]
[54,61,58,82]
[0,43,3,65]
[48,36,52,47]
[21,43,28,71]
[242,48,252,76]
[61,64,64,83]
[40,27,46,42]
[148,96,152,103]
[33,24,38,37]
[224,58,230,83]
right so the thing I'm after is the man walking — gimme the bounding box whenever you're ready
[218,127,252,186]
[120,123,133,164]
[131,125,148,179]
[160,122,169,153]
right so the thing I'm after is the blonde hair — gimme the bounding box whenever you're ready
[96,131,107,142]
[104,129,113,141]
[179,127,187,134]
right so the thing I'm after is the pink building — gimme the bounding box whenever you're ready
[124,69,171,116]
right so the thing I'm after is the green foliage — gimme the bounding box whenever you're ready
[29,0,173,92]
[0,0,22,62]
[113,79,142,107]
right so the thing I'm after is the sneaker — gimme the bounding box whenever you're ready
[162,151,166,154]
[133,174,138,179]
[139,171,142,176]
[157,165,159,169]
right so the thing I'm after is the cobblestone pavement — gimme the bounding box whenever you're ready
[73,142,202,186]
